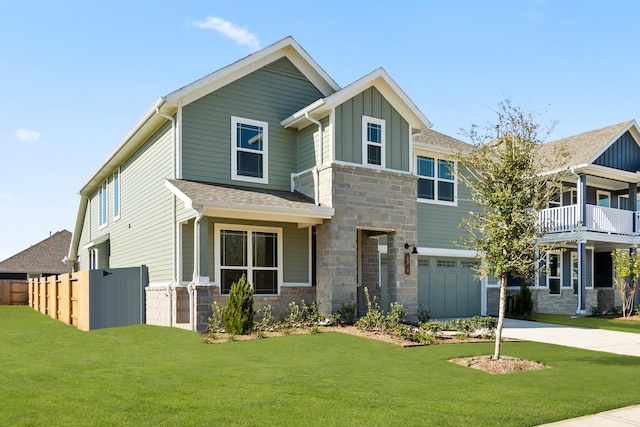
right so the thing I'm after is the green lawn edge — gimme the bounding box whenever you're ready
[2,306,640,426]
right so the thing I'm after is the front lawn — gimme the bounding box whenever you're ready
[533,313,640,334]
[2,306,640,426]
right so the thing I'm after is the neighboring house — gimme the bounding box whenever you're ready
[0,230,72,280]
[487,120,640,315]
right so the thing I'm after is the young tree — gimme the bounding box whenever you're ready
[223,274,254,335]
[456,100,564,360]
[611,249,640,318]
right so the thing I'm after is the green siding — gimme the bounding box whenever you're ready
[296,115,330,172]
[182,57,324,191]
[334,87,410,171]
[181,220,194,282]
[417,180,475,249]
[77,124,175,283]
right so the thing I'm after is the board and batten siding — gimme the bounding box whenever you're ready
[417,179,475,249]
[77,123,175,284]
[593,131,640,172]
[181,57,324,191]
[334,87,410,172]
[182,217,310,285]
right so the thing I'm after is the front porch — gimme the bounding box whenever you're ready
[539,204,640,236]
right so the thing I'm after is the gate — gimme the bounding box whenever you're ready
[89,266,148,329]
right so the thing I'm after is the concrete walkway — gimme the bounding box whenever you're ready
[502,318,640,426]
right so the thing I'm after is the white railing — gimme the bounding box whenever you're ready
[538,205,579,233]
[538,204,636,235]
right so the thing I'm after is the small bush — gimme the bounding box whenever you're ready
[335,294,357,325]
[589,305,602,316]
[607,305,622,315]
[223,274,254,335]
[387,302,407,329]
[301,300,323,327]
[355,287,386,332]
[284,301,303,328]
[416,304,431,323]
[514,284,533,319]
[207,301,225,333]
[420,320,447,336]
[255,304,278,332]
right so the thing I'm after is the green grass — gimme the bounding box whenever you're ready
[2,306,640,426]
[533,313,640,334]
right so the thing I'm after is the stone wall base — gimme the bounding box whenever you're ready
[486,287,616,315]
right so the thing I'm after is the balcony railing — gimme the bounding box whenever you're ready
[539,204,638,236]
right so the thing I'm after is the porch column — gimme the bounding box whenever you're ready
[577,174,587,227]
[387,232,417,318]
[577,238,587,314]
[198,217,208,280]
[629,183,637,233]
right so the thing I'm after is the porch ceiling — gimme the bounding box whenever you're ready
[166,179,334,227]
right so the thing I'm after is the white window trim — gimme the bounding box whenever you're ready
[214,223,282,295]
[362,115,386,168]
[415,154,458,206]
[596,190,611,207]
[98,181,108,230]
[113,167,121,221]
[569,188,578,206]
[618,193,640,211]
[231,116,269,184]
[546,251,562,294]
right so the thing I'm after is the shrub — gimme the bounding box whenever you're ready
[355,287,386,332]
[284,301,303,328]
[420,320,447,336]
[301,299,323,327]
[386,302,407,329]
[416,304,431,323]
[514,284,533,319]
[255,304,278,332]
[207,301,225,333]
[223,274,254,335]
[589,305,602,316]
[335,294,357,325]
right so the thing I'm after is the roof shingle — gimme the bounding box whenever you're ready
[0,230,72,274]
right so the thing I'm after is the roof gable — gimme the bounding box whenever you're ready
[0,230,72,274]
[164,36,340,107]
[281,68,431,132]
[593,130,640,172]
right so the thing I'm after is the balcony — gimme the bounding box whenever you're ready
[538,204,640,236]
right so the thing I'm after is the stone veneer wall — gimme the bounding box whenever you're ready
[486,287,605,315]
[295,163,418,317]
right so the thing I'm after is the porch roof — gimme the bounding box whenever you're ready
[166,179,334,227]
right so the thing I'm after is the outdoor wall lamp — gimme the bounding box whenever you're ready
[404,243,419,254]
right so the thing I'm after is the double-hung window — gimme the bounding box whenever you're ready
[98,181,108,228]
[217,225,281,295]
[416,155,456,205]
[362,116,385,167]
[113,168,120,220]
[547,252,561,295]
[231,116,268,184]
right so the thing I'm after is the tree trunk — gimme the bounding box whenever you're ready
[493,274,508,360]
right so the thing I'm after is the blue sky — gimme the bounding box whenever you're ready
[1,0,639,261]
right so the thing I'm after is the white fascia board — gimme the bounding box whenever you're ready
[574,164,640,183]
[67,195,89,262]
[164,37,339,108]
[280,99,327,129]
[165,180,195,209]
[82,233,110,250]
[413,141,461,157]
[79,97,170,195]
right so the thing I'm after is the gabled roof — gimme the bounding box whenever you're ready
[281,68,431,132]
[413,128,472,155]
[539,120,638,169]
[0,230,72,275]
[166,179,334,227]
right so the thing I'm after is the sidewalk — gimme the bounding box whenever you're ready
[502,318,640,425]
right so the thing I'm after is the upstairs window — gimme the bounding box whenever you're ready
[362,116,385,167]
[597,190,610,208]
[98,181,108,228]
[113,168,120,220]
[416,155,456,205]
[231,116,268,184]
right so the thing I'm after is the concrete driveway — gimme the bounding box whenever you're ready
[503,318,640,357]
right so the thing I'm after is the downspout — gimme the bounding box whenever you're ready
[305,112,322,206]
[189,206,207,331]
[157,106,176,327]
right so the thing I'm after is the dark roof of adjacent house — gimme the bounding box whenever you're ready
[413,128,473,152]
[0,230,72,274]
[538,120,634,169]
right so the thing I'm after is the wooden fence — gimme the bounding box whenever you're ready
[0,279,29,305]
[28,271,90,331]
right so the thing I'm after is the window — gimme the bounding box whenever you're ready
[597,190,610,207]
[436,260,456,268]
[113,168,120,220]
[618,194,640,211]
[548,191,561,208]
[217,225,281,295]
[231,117,268,184]
[362,116,385,167]
[570,188,578,205]
[570,252,578,294]
[98,181,108,228]
[547,252,561,294]
[416,155,456,204]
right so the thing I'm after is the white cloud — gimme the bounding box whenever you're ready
[191,16,260,51]
[15,128,41,144]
